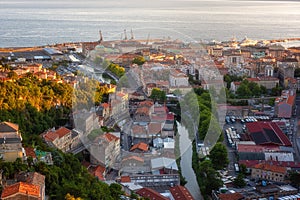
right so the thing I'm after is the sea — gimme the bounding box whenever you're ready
[1,0,300,47]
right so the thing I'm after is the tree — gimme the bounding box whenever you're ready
[289,171,300,189]
[209,142,229,170]
[109,183,124,200]
[233,173,246,188]
[132,56,146,65]
[150,88,166,102]
[198,160,223,196]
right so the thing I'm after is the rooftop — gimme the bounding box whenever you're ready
[136,187,169,200]
[0,122,19,133]
[169,185,195,200]
[252,162,287,174]
[246,122,292,146]
[130,142,149,152]
[1,182,40,199]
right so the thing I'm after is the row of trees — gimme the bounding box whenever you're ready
[176,88,228,199]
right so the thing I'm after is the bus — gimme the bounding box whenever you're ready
[234,163,239,172]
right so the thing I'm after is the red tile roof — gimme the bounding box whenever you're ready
[239,160,300,169]
[237,144,280,153]
[101,103,110,109]
[0,121,19,132]
[122,156,144,163]
[246,122,292,146]
[218,193,244,200]
[170,185,194,200]
[102,132,119,142]
[1,182,40,199]
[120,176,131,183]
[252,163,286,174]
[55,127,71,138]
[88,165,105,181]
[24,147,37,158]
[136,188,168,200]
[130,142,148,152]
[43,127,71,142]
[148,123,162,134]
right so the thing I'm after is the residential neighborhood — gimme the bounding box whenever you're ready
[0,36,300,200]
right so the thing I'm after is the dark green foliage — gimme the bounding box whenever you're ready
[288,171,300,188]
[236,80,267,98]
[109,183,125,200]
[150,88,166,102]
[233,173,246,188]
[209,143,229,170]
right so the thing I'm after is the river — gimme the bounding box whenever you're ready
[177,121,202,200]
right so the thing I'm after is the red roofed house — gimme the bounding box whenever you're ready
[251,163,287,182]
[246,121,292,147]
[169,185,195,200]
[89,132,120,170]
[216,192,244,200]
[88,164,106,181]
[1,182,41,200]
[24,147,37,163]
[42,127,78,152]
[130,142,149,153]
[16,172,46,200]
[136,187,168,200]
[275,90,296,118]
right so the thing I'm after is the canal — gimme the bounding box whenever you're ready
[177,121,203,200]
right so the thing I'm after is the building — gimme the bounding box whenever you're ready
[0,122,24,162]
[245,122,292,147]
[89,132,120,169]
[136,188,168,200]
[224,54,244,68]
[169,69,189,88]
[169,185,195,200]
[42,127,79,152]
[16,172,46,200]
[275,90,296,118]
[72,111,100,134]
[109,90,129,118]
[1,182,41,200]
[251,163,287,182]
[237,144,294,161]
[246,77,279,90]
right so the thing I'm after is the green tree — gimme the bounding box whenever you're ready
[109,183,124,200]
[150,88,166,102]
[289,171,300,189]
[209,142,229,170]
[132,56,146,65]
[233,173,246,188]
